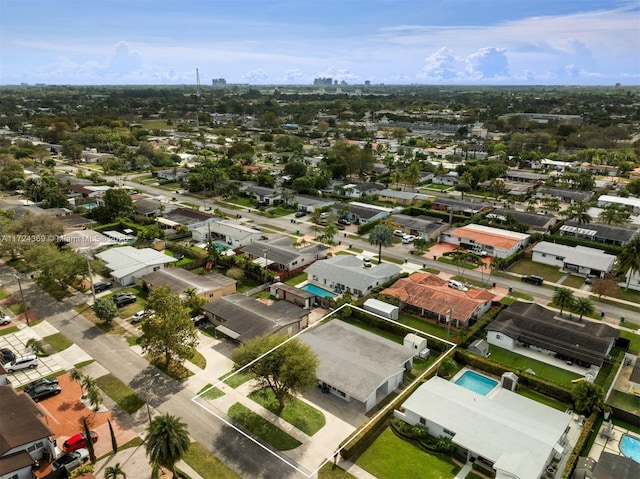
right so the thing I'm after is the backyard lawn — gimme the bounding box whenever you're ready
[619,330,640,355]
[285,273,307,286]
[488,345,581,385]
[508,260,564,282]
[396,313,451,340]
[609,390,640,415]
[356,429,460,479]
[248,388,326,436]
[518,388,568,411]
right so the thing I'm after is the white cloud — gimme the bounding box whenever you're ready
[106,41,143,74]
[417,47,460,80]
[242,68,270,83]
[465,47,509,79]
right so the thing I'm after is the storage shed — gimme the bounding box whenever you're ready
[468,339,489,357]
[363,298,399,320]
[404,333,428,357]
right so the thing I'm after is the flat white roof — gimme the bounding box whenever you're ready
[403,377,571,479]
[598,195,640,208]
[459,223,530,241]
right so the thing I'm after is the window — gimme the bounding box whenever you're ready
[496,334,502,339]
[443,428,455,437]
[419,417,426,425]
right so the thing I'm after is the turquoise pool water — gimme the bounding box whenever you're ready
[454,370,499,396]
[300,283,335,298]
[620,434,640,464]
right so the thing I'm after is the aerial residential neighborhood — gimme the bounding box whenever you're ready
[1,6,640,479]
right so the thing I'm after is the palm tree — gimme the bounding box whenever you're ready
[552,287,575,316]
[105,463,127,479]
[368,224,393,263]
[403,161,422,192]
[573,297,595,320]
[70,368,86,397]
[598,204,630,225]
[617,235,640,290]
[145,414,191,477]
[322,223,338,245]
[571,381,606,415]
[563,201,592,225]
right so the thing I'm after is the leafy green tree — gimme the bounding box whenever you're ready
[412,237,429,254]
[571,381,606,415]
[93,297,117,323]
[617,235,640,289]
[24,244,87,294]
[321,223,338,245]
[562,202,592,225]
[552,287,575,316]
[368,224,393,263]
[438,358,457,379]
[590,278,619,299]
[140,286,199,368]
[145,414,190,477]
[232,334,319,414]
[403,162,422,191]
[598,204,630,225]
[99,188,134,222]
[573,297,595,320]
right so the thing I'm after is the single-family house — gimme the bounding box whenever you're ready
[335,201,394,225]
[559,221,638,246]
[623,270,640,292]
[59,213,97,230]
[535,187,593,205]
[431,174,459,186]
[390,214,449,241]
[245,185,281,205]
[240,236,328,280]
[504,169,547,184]
[0,386,56,479]
[157,207,217,232]
[134,198,163,217]
[192,220,263,247]
[440,224,530,258]
[431,198,494,217]
[96,246,177,286]
[290,195,336,213]
[140,268,236,302]
[59,229,119,253]
[531,242,617,278]
[202,294,309,343]
[299,320,414,413]
[380,273,495,327]
[269,282,315,309]
[68,184,111,199]
[597,195,640,214]
[486,302,618,368]
[395,377,573,479]
[574,452,640,479]
[486,208,557,233]
[156,167,189,182]
[305,255,402,297]
[341,182,385,198]
[376,189,432,206]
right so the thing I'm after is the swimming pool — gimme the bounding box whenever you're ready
[620,434,640,464]
[300,283,336,298]
[454,370,499,396]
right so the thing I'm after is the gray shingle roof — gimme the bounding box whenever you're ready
[488,208,555,228]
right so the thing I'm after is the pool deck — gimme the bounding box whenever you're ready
[588,421,640,463]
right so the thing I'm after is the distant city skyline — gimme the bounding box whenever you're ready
[1,0,639,86]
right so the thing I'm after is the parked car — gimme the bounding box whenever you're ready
[338,218,351,225]
[521,275,544,286]
[393,229,405,237]
[363,258,372,268]
[24,377,59,394]
[28,383,62,402]
[63,431,98,453]
[0,315,11,325]
[402,234,416,244]
[0,348,16,364]
[93,281,112,293]
[112,292,135,303]
[5,355,38,373]
[294,211,306,218]
[131,310,150,323]
[52,448,90,472]
[447,279,469,292]
[115,295,137,308]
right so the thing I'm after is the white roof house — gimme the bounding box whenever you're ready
[192,220,263,247]
[396,377,572,479]
[96,246,177,286]
[532,242,617,278]
[59,230,118,253]
[597,195,640,213]
[305,255,402,297]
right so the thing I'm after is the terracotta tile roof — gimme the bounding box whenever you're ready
[450,224,527,250]
[381,273,494,322]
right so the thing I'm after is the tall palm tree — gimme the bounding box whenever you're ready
[105,463,127,479]
[573,297,595,320]
[552,287,575,316]
[571,381,606,415]
[368,224,393,263]
[617,235,640,290]
[145,414,190,477]
[403,161,422,192]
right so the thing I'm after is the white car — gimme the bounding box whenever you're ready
[131,310,148,323]
[393,229,404,237]
[402,234,416,244]
[0,315,11,325]
[5,355,38,372]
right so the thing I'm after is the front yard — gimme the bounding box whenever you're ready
[356,428,461,479]
[507,260,564,282]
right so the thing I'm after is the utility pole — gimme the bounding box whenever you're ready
[86,256,96,304]
[446,308,453,340]
[14,274,29,326]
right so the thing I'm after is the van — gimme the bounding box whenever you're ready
[522,275,544,286]
[448,279,469,292]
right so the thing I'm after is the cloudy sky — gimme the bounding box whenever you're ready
[1,0,639,85]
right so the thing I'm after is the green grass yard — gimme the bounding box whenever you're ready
[197,384,225,400]
[488,345,581,385]
[609,390,640,415]
[95,374,145,414]
[507,260,563,282]
[220,370,253,388]
[182,442,242,479]
[43,333,73,352]
[248,388,326,436]
[227,403,302,450]
[356,429,460,479]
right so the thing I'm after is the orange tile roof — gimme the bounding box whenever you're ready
[450,225,522,250]
[381,273,494,322]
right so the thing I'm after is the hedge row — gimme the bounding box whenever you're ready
[453,349,573,403]
[545,234,623,256]
[561,413,598,479]
[459,305,505,348]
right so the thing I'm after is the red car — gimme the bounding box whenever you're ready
[63,431,98,452]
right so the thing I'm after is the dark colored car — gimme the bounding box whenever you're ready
[0,348,16,364]
[338,218,351,225]
[93,281,112,293]
[52,448,89,471]
[294,211,306,218]
[63,431,98,453]
[115,295,137,307]
[24,377,59,394]
[28,383,62,402]
[521,275,544,286]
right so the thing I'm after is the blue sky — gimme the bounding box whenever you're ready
[1,0,639,85]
